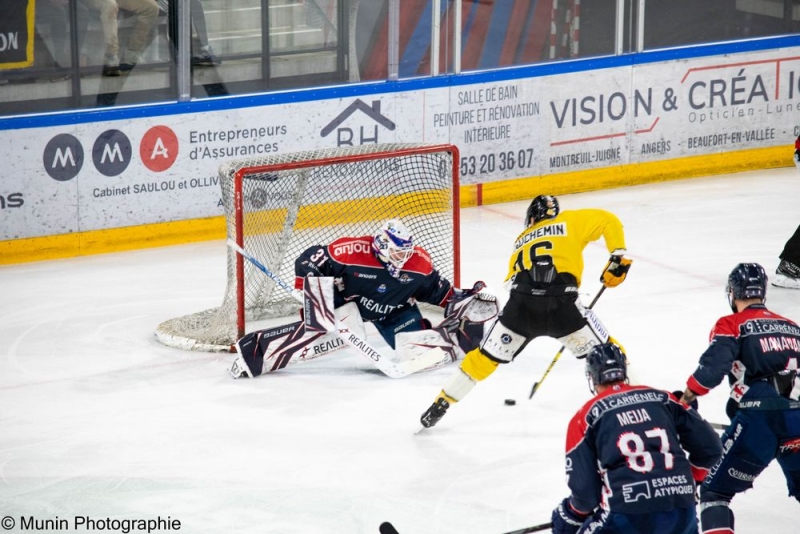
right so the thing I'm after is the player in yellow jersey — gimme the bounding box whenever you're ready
[419,195,633,429]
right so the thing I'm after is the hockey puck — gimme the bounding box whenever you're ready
[504,398,517,406]
[379,522,400,534]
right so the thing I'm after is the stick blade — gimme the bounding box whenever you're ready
[379,521,400,534]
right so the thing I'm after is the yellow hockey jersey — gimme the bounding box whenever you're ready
[504,208,626,287]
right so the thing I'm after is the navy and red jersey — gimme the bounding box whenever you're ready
[686,304,800,407]
[294,236,453,322]
[565,384,721,515]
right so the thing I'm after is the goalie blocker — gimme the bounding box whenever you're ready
[229,277,499,378]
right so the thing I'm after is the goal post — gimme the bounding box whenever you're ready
[155,143,461,352]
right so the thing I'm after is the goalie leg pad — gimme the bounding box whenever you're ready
[394,329,459,372]
[372,305,426,349]
[229,303,366,379]
[333,301,366,338]
[303,276,336,333]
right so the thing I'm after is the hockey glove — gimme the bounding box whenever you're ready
[601,249,632,288]
[672,390,698,410]
[444,281,493,316]
[420,395,451,428]
[551,498,589,534]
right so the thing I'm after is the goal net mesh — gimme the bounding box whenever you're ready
[155,143,459,352]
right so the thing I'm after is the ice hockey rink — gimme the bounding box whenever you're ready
[2,166,799,534]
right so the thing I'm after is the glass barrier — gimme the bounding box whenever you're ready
[642,0,800,51]
[0,0,798,118]
[191,0,350,96]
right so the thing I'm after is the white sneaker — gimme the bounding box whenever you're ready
[772,272,800,289]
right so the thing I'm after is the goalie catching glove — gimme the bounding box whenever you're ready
[601,249,632,288]
[444,281,495,316]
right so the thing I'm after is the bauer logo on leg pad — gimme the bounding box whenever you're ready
[304,276,336,332]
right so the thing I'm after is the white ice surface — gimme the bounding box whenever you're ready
[1,168,799,533]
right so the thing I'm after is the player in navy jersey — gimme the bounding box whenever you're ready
[551,343,721,534]
[228,219,496,378]
[679,263,800,534]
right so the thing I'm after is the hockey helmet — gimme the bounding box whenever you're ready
[525,195,559,227]
[726,263,767,312]
[373,219,414,274]
[585,343,627,392]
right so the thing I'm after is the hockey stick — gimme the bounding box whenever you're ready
[501,522,553,534]
[226,239,435,379]
[528,285,607,399]
[379,520,552,534]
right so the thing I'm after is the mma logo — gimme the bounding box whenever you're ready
[622,481,651,502]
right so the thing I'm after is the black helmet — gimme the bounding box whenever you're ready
[525,195,559,227]
[585,343,627,392]
[726,263,767,312]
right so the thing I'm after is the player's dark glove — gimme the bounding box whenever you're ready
[672,390,699,410]
[420,395,451,428]
[601,249,632,288]
[551,498,588,534]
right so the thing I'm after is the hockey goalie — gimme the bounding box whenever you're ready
[229,219,499,379]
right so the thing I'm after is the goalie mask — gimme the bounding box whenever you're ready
[726,262,767,312]
[373,219,414,278]
[585,343,627,393]
[525,195,560,227]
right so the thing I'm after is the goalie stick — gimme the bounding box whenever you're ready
[227,239,439,379]
[528,285,607,399]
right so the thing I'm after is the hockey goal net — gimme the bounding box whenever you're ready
[155,143,461,352]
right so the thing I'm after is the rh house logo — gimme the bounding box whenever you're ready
[320,99,396,146]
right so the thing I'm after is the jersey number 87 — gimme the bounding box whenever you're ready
[618,427,675,473]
